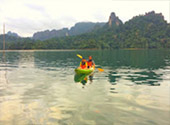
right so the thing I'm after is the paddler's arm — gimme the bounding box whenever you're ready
[92,61,95,67]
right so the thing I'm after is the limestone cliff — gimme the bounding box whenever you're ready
[108,12,123,27]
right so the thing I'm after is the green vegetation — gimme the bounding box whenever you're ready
[1,11,170,50]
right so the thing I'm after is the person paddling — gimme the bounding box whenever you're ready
[87,56,95,68]
[80,58,87,69]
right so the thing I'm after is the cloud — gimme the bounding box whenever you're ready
[25,3,45,12]
[0,0,169,37]
[25,3,49,17]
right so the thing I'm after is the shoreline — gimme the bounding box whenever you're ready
[0,48,168,52]
[0,49,82,52]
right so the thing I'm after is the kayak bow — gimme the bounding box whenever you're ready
[75,66,95,75]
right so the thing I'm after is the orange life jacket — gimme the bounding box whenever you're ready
[80,61,87,69]
[87,60,93,67]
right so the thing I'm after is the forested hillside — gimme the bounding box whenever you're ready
[1,11,170,50]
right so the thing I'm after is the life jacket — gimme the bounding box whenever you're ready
[87,60,93,67]
[80,61,87,69]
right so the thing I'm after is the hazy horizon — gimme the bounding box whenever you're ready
[0,0,169,37]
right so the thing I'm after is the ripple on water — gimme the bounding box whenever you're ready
[0,50,170,125]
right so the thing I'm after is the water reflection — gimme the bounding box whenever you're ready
[30,50,170,87]
[0,51,8,88]
[34,51,79,69]
[0,50,169,125]
[95,50,168,69]
[74,73,94,86]
[1,50,169,88]
[107,69,162,86]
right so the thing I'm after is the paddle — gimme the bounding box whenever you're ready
[77,54,104,72]
[98,68,104,72]
[77,54,83,59]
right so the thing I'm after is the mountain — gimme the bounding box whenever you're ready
[33,28,69,41]
[119,11,169,48]
[107,12,123,27]
[32,22,105,41]
[0,31,21,49]
[7,31,20,37]
[37,11,169,49]
[0,34,20,43]
[3,11,170,50]
[69,22,105,36]
[0,34,33,49]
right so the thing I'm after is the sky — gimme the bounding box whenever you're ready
[0,0,169,37]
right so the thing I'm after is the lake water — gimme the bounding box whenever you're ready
[0,50,170,125]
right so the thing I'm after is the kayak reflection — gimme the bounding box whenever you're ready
[74,73,94,86]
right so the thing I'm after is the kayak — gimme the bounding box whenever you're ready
[74,73,88,83]
[75,66,95,75]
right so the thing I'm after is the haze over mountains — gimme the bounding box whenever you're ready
[4,12,121,40]
[5,22,106,41]
[32,12,123,41]
[0,11,170,49]
[32,22,105,40]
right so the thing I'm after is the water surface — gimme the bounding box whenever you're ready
[0,50,170,125]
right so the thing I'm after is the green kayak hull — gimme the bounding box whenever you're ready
[74,73,88,83]
[75,67,94,75]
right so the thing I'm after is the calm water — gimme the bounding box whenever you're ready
[0,50,170,125]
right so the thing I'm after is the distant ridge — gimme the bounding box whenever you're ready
[7,31,20,37]
[32,22,105,41]
[1,11,170,49]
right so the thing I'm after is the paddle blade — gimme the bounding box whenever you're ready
[98,68,104,72]
[77,54,83,59]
